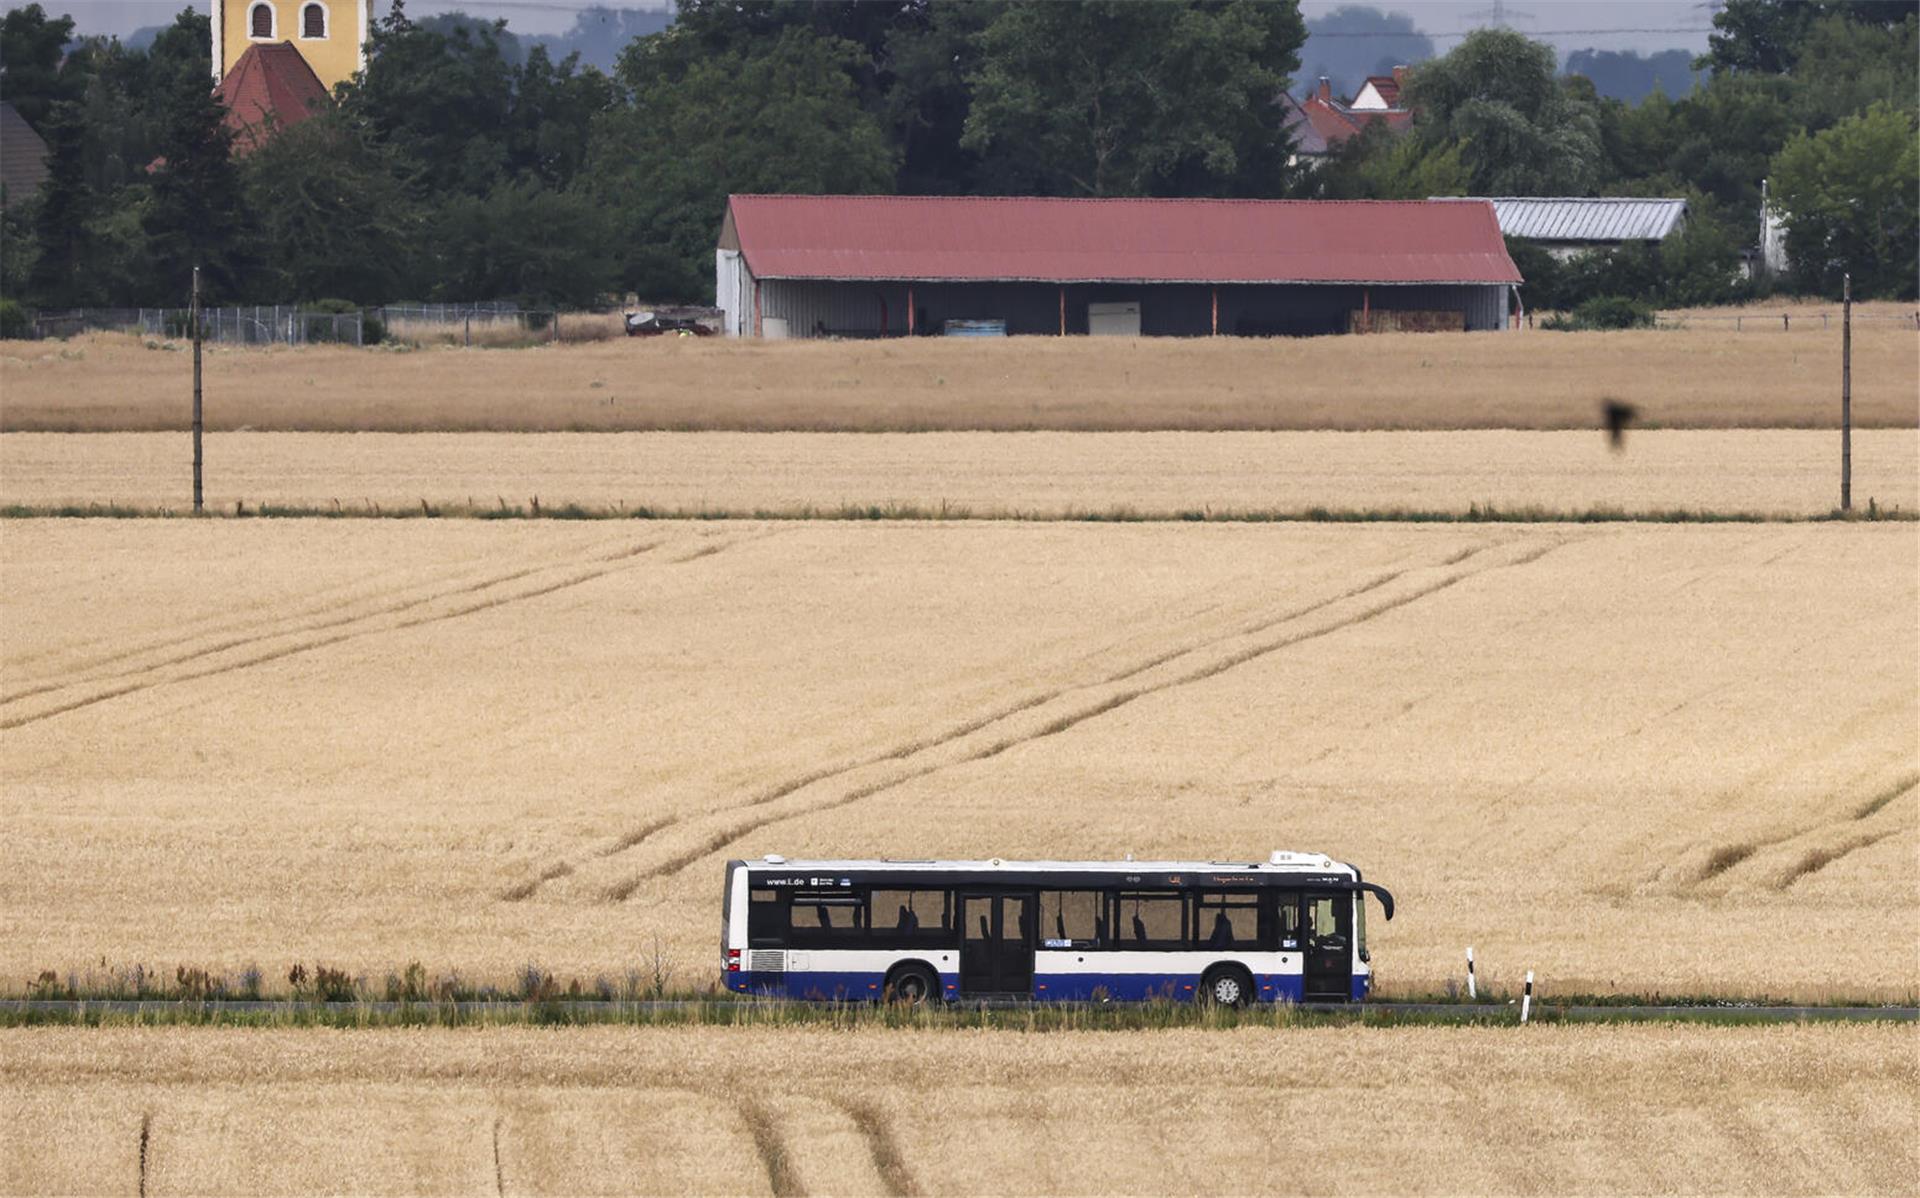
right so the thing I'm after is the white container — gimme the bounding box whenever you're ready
[761,317,790,340]
[1088,301,1140,336]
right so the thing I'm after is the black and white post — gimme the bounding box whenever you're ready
[1841,272,1852,513]
[1466,946,1477,1000]
[191,265,203,514]
[1521,970,1534,1025]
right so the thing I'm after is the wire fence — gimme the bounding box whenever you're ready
[23,304,627,346]
[31,306,364,346]
[1655,312,1920,331]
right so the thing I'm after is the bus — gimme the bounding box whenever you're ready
[720,851,1394,1005]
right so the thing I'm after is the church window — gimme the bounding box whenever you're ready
[302,3,327,38]
[248,2,275,39]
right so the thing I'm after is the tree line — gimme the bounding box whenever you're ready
[0,0,1913,317]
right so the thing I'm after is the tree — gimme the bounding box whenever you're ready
[587,25,896,300]
[242,110,426,302]
[23,100,103,306]
[961,0,1305,197]
[505,44,619,190]
[428,181,611,307]
[141,59,257,303]
[1564,49,1700,104]
[1769,103,1919,297]
[0,3,83,127]
[339,4,517,196]
[1404,29,1603,196]
[1788,11,1919,132]
[1702,0,1916,75]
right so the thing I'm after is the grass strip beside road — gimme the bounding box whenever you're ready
[3,501,1913,524]
[3,998,1914,1031]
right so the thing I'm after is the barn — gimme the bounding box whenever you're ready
[715,194,1522,339]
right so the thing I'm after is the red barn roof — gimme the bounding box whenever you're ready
[215,42,330,154]
[723,195,1520,286]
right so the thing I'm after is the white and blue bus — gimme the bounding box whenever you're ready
[720,851,1394,1005]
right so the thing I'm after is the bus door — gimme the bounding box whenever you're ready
[959,892,1034,997]
[1301,891,1354,1001]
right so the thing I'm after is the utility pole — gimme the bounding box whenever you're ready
[192,265,204,514]
[1841,273,1852,513]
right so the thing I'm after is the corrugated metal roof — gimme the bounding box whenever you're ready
[0,102,50,201]
[728,195,1521,285]
[1434,196,1688,243]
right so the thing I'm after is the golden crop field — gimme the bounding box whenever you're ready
[2,519,1913,1000]
[3,429,1917,517]
[4,1024,1915,1195]
[2,322,1915,433]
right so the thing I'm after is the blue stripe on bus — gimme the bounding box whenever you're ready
[728,970,1368,1004]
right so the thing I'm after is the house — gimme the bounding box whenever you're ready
[0,102,50,206]
[1437,197,1689,261]
[1285,67,1415,164]
[208,0,368,150]
[715,194,1521,339]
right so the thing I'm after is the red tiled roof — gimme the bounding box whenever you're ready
[214,43,330,154]
[726,195,1521,286]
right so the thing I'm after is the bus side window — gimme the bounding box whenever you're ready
[1273,891,1301,949]
[1039,890,1103,948]
[1117,891,1183,947]
[870,888,950,945]
[790,892,865,946]
[1194,890,1260,948]
[748,889,784,947]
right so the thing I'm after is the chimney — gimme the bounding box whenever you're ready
[1391,65,1409,90]
[1316,76,1332,103]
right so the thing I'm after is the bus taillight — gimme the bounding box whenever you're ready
[726,949,742,972]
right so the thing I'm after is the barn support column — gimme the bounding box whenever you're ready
[1058,286,1066,335]
[753,280,761,337]
[1211,287,1218,336]
[908,285,916,335]
[1361,286,1371,334]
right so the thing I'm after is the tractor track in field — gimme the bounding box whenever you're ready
[1,531,770,732]
[564,536,1567,903]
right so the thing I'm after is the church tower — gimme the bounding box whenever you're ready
[211,1,369,93]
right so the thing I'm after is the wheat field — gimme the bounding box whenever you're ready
[2,429,1916,517]
[2,323,1915,433]
[3,1024,1915,1195]
[2,519,1913,1000]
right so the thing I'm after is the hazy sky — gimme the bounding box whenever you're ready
[45,0,1715,57]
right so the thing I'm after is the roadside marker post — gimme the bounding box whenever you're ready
[191,265,203,514]
[1521,971,1534,1025]
[1842,273,1852,512]
[1466,946,1476,1000]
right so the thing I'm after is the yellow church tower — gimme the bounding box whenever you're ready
[211,0,369,92]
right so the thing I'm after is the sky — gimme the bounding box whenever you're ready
[43,0,1716,57]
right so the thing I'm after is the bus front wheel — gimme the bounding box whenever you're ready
[1201,965,1253,1009]
[884,963,939,1006]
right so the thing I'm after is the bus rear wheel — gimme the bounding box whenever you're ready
[1201,966,1253,1009]
[884,963,939,1006]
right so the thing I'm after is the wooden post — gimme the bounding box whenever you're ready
[191,265,203,514]
[1058,286,1066,336]
[907,285,916,336]
[1842,273,1852,512]
[1361,286,1371,334]
[464,310,471,348]
[1211,287,1218,336]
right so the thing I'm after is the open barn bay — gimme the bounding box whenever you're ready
[2,519,1913,1000]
